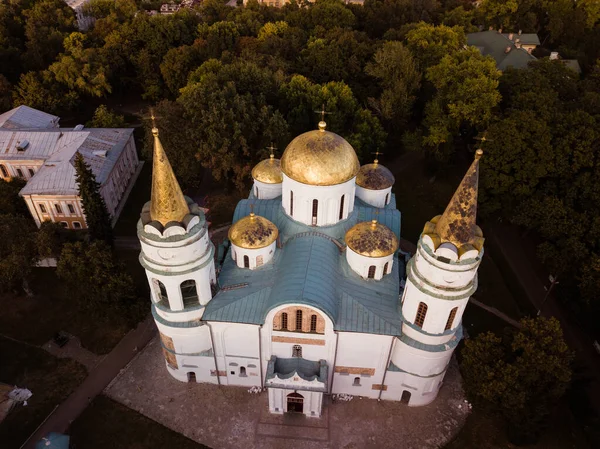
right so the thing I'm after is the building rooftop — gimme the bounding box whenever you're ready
[0,105,59,130]
[467,30,537,70]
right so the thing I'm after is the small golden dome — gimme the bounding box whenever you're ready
[228,213,279,249]
[252,155,283,184]
[281,125,360,186]
[356,161,395,190]
[345,220,399,258]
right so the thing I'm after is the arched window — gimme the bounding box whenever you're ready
[232,248,236,261]
[312,199,318,226]
[290,191,294,216]
[385,193,389,205]
[383,262,389,275]
[0,165,8,178]
[415,302,428,328]
[310,314,317,332]
[155,280,168,305]
[240,366,247,377]
[180,280,198,307]
[292,345,302,358]
[445,307,458,331]
[339,195,345,220]
[353,377,361,386]
[255,186,259,197]
[368,265,376,279]
[244,255,249,268]
[296,309,303,331]
[281,312,288,330]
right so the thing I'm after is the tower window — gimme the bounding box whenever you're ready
[312,199,318,226]
[445,307,458,331]
[415,302,428,328]
[180,280,198,307]
[368,265,376,279]
[243,255,250,268]
[296,309,303,331]
[292,345,302,358]
[310,315,317,332]
[281,312,288,330]
[383,262,389,275]
[290,191,294,216]
[339,194,345,220]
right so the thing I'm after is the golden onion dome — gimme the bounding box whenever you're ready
[280,121,360,186]
[252,155,283,184]
[356,161,395,190]
[345,220,399,258]
[228,213,279,249]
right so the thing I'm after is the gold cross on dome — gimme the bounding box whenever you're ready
[266,143,277,156]
[314,104,330,122]
[474,132,493,148]
[371,150,384,163]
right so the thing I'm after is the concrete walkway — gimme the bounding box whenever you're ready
[20,317,156,449]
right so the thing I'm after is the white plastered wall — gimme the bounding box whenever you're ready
[230,241,276,269]
[253,179,282,199]
[268,388,323,417]
[355,185,392,208]
[281,174,355,226]
[346,247,394,280]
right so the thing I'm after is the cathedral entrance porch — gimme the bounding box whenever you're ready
[287,392,304,413]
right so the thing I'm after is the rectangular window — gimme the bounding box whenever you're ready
[16,168,23,177]
[39,204,47,214]
[68,204,75,214]
[310,315,317,333]
[296,309,303,331]
[339,195,345,220]
[28,168,35,177]
[290,191,293,216]
[281,312,288,330]
[55,204,62,214]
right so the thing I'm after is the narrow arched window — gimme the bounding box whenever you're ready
[353,377,361,386]
[312,199,318,226]
[310,314,317,332]
[0,165,8,178]
[290,191,294,216]
[255,186,259,197]
[244,255,249,268]
[180,280,198,307]
[385,193,389,205]
[281,312,288,330]
[339,194,345,220]
[296,309,303,331]
[445,307,458,331]
[368,265,376,279]
[155,279,168,304]
[292,345,302,358]
[415,302,428,328]
[383,262,389,275]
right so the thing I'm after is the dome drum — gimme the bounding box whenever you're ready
[344,220,399,280]
[228,213,279,269]
[355,185,392,208]
[253,178,283,200]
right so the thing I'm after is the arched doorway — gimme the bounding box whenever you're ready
[187,372,196,383]
[401,390,411,404]
[287,392,304,413]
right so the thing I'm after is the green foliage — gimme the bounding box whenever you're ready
[405,22,466,70]
[0,178,29,216]
[13,70,80,115]
[0,74,12,111]
[37,221,67,259]
[477,0,519,30]
[0,214,38,294]
[362,0,441,38]
[198,21,241,59]
[160,42,207,95]
[87,104,126,128]
[74,153,114,245]
[57,241,140,321]
[461,317,572,444]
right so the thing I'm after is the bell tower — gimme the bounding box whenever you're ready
[389,150,484,406]
[137,126,217,383]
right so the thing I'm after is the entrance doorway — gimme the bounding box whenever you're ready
[287,392,304,413]
[401,390,411,404]
[187,372,196,383]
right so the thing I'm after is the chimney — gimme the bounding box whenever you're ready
[518,29,522,35]
[505,46,512,54]
[508,33,514,40]
[550,52,559,60]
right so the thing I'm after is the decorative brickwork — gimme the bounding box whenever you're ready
[210,370,227,377]
[272,336,326,346]
[273,306,325,333]
[335,366,376,376]
[159,332,175,351]
[162,348,178,369]
[371,384,388,391]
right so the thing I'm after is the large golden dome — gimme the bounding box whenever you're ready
[345,220,398,258]
[252,155,283,184]
[228,213,279,249]
[280,123,360,186]
[356,161,395,190]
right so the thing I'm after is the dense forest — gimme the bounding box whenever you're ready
[2,0,600,332]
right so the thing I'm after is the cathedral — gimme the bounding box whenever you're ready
[137,119,484,417]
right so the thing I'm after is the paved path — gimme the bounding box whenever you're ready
[21,317,156,449]
[470,297,521,328]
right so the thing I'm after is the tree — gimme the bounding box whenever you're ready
[74,153,114,245]
[57,241,141,321]
[405,22,466,70]
[0,74,12,111]
[160,42,207,96]
[461,317,572,444]
[37,221,67,260]
[0,178,28,216]
[86,105,126,128]
[0,214,38,296]
[365,41,421,128]
[13,70,80,115]
[477,0,519,30]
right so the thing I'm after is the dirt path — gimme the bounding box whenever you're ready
[20,317,156,449]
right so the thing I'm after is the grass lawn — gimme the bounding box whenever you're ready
[0,337,87,448]
[69,395,210,449]
[0,268,131,354]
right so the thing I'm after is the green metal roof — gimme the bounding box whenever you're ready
[467,30,536,70]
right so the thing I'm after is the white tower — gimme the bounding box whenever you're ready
[390,150,484,406]
[138,127,217,383]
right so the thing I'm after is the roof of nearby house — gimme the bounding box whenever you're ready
[203,195,405,336]
[0,106,59,130]
[502,33,540,46]
[562,59,582,74]
[467,30,537,70]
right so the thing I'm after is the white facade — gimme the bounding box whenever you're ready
[355,185,392,208]
[230,240,276,269]
[346,247,394,281]
[282,174,355,226]
[252,179,282,200]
